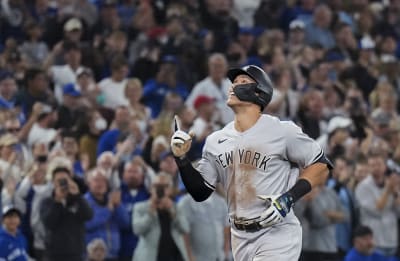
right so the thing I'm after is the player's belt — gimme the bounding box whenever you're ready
[233,217,263,232]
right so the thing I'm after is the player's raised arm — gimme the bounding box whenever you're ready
[171,115,213,202]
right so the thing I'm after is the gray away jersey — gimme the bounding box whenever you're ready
[196,114,324,222]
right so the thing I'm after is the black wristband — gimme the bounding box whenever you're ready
[287,178,312,202]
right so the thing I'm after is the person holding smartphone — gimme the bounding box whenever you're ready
[132,173,190,261]
[40,166,93,261]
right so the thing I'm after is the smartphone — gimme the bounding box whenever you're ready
[59,178,69,191]
[156,186,165,199]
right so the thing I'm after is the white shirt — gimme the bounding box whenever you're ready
[27,123,57,147]
[50,64,84,103]
[98,78,129,109]
[185,77,234,124]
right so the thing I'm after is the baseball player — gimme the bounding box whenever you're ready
[171,65,333,260]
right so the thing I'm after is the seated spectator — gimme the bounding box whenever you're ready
[41,167,93,261]
[0,205,29,260]
[84,168,129,261]
[344,225,398,261]
[132,173,190,261]
[0,71,17,110]
[86,238,107,261]
[61,130,85,178]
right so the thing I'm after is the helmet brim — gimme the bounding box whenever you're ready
[227,68,256,83]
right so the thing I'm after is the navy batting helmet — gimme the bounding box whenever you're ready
[227,65,274,110]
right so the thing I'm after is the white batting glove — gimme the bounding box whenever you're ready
[171,115,194,158]
[257,193,293,228]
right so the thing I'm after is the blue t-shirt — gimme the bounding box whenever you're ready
[344,248,388,261]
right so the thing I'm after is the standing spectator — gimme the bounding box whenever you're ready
[47,41,85,103]
[97,56,129,110]
[0,205,29,261]
[15,161,51,261]
[27,103,57,147]
[355,152,400,257]
[287,20,307,57]
[78,109,108,168]
[41,167,93,261]
[96,106,130,156]
[344,225,387,261]
[327,156,360,256]
[14,68,54,119]
[305,4,335,49]
[132,173,190,261]
[142,55,189,118]
[84,168,129,261]
[55,83,83,130]
[19,21,49,67]
[0,71,17,110]
[179,190,230,261]
[300,185,347,261]
[185,53,233,125]
[119,158,150,261]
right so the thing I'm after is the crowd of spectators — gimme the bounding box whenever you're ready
[0,0,400,260]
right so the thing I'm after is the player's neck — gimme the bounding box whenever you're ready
[234,110,261,132]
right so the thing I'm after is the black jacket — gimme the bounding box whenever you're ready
[41,194,93,261]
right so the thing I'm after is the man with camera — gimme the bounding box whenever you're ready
[132,173,190,261]
[41,166,93,261]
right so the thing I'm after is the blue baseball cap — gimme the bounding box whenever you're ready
[63,83,81,97]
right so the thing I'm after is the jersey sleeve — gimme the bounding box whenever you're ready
[195,138,219,190]
[284,122,327,168]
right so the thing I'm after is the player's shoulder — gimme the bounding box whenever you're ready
[260,114,302,132]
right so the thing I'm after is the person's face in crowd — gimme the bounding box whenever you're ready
[4,119,20,135]
[199,101,216,118]
[208,55,227,82]
[63,94,81,108]
[379,94,397,112]
[166,17,183,37]
[88,244,107,261]
[354,233,374,255]
[332,157,350,182]
[112,65,129,82]
[306,90,324,118]
[206,0,230,15]
[152,175,173,198]
[302,0,316,10]
[62,137,78,156]
[332,128,350,145]
[77,73,94,90]
[114,107,130,130]
[227,74,255,108]
[32,142,48,159]
[368,156,387,182]
[65,29,82,43]
[289,28,305,44]
[381,36,397,54]
[97,154,114,172]
[314,5,332,29]
[29,73,48,93]
[301,46,315,65]
[238,32,255,52]
[88,173,108,197]
[107,34,127,53]
[179,107,196,128]
[65,48,82,67]
[159,155,178,176]
[31,162,47,185]
[0,142,17,160]
[358,10,374,33]
[2,212,20,235]
[271,47,286,68]
[354,162,369,183]
[0,78,17,100]
[123,162,144,189]
[125,82,143,103]
[163,94,183,112]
